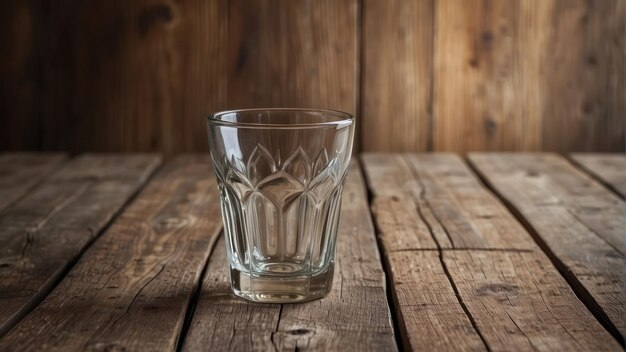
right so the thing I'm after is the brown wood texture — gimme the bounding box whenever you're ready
[0,154,160,337]
[570,153,626,198]
[182,161,397,351]
[228,0,359,150]
[362,153,621,351]
[361,0,624,153]
[469,153,626,342]
[541,0,625,152]
[0,153,66,212]
[40,0,227,156]
[433,0,546,152]
[0,1,42,150]
[361,0,433,152]
[0,155,222,351]
[1,0,624,154]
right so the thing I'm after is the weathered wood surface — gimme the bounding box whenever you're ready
[0,153,66,212]
[362,153,621,351]
[365,154,537,251]
[469,153,626,342]
[445,250,621,351]
[0,152,623,351]
[0,155,222,351]
[570,153,626,198]
[361,0,433,152]
[0,154,160,337]
[182,161,397,351]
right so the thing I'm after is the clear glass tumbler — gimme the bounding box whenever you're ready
[207,108,354,303]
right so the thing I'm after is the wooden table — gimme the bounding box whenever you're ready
[0,152,623,351]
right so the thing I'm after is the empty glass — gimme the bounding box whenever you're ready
[207,109,354,303]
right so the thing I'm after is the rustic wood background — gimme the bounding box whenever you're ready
[1,0,624,155]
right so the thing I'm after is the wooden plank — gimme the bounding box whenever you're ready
[433,0,547,152]
[0,155,222,350]
[182,161,397,351]
[362,153,621,350]
[363,154,486,350]
[570,153,626,198]
[541,0,625,152]
[361,0,433,152]
[405,154,539,250]
[0,1,42,150]
[446,250,620,351]
[41,0,227,156]
[228,0,359,150]
[432,0,624,153]
[0,154,160,337]
[366,153,536,250]
[469,153,626,341]
[0,153,67,212]
[385,249,486,351]
[181,239,280,351]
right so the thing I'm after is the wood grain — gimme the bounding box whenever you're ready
[362,153,621,350]
[433,0,547,152]
[366,153,536,250]
[0,0,42,150]
[446,250,620,351]
[1,0,625,154]
[405,154,538,250]
[0,155,222,351]
[469,153,626,341]
[361,0,433,151]
[0,154,160,337]
[385,249,486,351]
[363,154,486,350]
[541,0,625,152]
[0,153,66,212]
[41,0,227,156]
[228,0,359,150]
[182,161,397,351]
[570,153,626,198]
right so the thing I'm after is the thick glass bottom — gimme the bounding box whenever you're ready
[230,263,334,303]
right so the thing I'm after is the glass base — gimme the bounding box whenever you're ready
[230,263,334,303]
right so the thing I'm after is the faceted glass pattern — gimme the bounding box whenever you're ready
[207,109,354,303]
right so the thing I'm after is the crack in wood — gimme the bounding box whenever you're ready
[466,154,625,347]
[388,247,535,253]
[503,310,537,352]
[403,155,492,352]
[107,264,166,332]
[175,230,223,352]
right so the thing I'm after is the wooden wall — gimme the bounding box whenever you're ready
[1,0,623,155]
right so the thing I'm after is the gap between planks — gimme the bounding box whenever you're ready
[407,155,491,351]
[0,154,162,338]
[567,153,626,199]
[180,160,398,351]
[360,155,407,352]
[0,155,222,351]
[466,153,625,347]
[174,230,224,352]
[362,153,622,351]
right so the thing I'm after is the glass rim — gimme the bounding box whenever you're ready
[207,108,354,129]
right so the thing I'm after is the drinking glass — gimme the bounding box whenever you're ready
[207,108,355,303]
